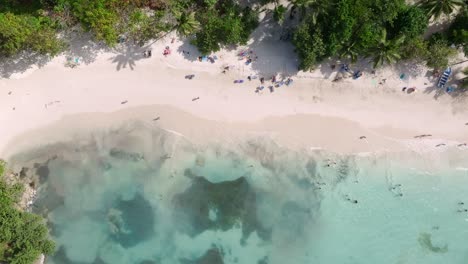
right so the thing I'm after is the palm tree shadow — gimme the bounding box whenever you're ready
[110,44,146,71]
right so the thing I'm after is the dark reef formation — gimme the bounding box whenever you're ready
[173,169,271,242]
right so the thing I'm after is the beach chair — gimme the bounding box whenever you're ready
[437,67,451,88]
[65,57,79,68]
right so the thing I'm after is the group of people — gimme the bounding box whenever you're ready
[254,76,294,93]
[163,46,171,56]
[143,50,152,58]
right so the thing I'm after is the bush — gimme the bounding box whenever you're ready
[0,162,55,264]
[392,6,428,39]
[425,37,457,69]
[400,37,429,61]
[447,10,468,56]
[70,0,120,46]
[0,12,64,56]
[193,4,258,54]
[292,22,326,70]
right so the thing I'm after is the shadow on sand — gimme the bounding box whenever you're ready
[0,52,51,78]
[0,31,107,78]
[174,11,300,79]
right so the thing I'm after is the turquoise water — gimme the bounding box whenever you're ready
[11,122,468,264]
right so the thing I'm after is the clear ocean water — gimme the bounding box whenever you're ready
[12,122,468,264]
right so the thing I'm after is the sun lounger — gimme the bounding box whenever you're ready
[65,57,80,68]
[437,67,451,88]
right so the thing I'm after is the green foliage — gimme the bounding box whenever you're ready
[340,42,359,63]
[193,3,258,54]
[273,4,287,24]
[203,0,217,9]
[174,11,200,36]
[0,160,5,177]
[290,0,331,23]
[0,0,44,13]
[425,37,457,69]
[70,0,120,46]
[446,9,468,55]
[192,11,221,54]
[0,162,55,264]
[400,37,429,61]
[291,0,453,69]
[126,9,170,45]
[292,0,407,68]
[418,0,465,20]
[292,21,326,70]
[391,6,428,39]
[367,29,405,68]
[460,67,468,88]
[0,12,64,56]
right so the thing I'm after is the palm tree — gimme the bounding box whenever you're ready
[418,0,465,20]
[290,0,329,23]
[340,42,359,63]
[174,11,200,36]
[367,29,405,68]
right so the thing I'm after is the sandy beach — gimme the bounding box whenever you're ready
[1,30,468,157]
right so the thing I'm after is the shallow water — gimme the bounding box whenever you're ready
[10,122,468,264]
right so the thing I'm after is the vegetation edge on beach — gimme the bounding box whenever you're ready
[0,0,466,73]
[0,160,55,264]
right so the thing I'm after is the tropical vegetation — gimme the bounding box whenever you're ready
[0,160,55,264]
[0,0,466,69]
[418,0,465,20]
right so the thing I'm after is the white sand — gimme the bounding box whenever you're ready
[1,30,468,157]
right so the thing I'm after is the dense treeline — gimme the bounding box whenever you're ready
[0,0,466,70]
[0,161,55,264]
[291,0,467,70]
[0,0,259,56]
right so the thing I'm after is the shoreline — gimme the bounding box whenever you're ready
[3,103,468,166]
[1,33,468,158]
